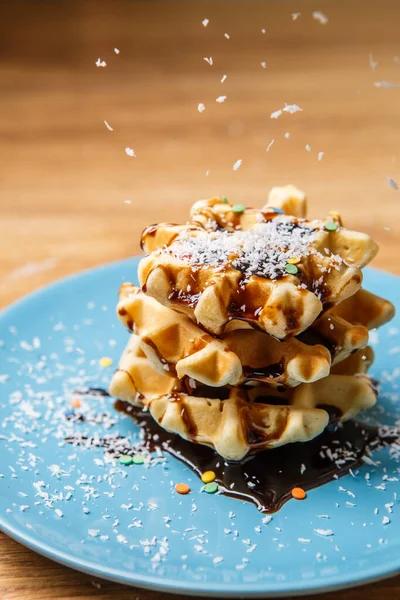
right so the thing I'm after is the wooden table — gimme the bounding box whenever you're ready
[1,0,399,598]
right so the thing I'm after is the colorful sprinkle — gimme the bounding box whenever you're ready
[201,470,216,483]
[99,357,113,367]
[132,455,145,465]
[270,207,285,214]
[287,257,300,265]
[285,263,299,275]
[291,487,306,500]
[324,221,338,232]
[231,204,245,213]
[64,409,75,419]
[175,483,190,495]
[222,196,229,204]
[71,398,81,408]
[204,481,218,494]
[119,455,134,466]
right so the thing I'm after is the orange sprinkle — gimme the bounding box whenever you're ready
[175,483,190,495]
[71,398,81,408]
[291,487,306,500]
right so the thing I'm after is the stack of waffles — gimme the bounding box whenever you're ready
[110,186,395,461]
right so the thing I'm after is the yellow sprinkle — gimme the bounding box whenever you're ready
[201,470,216,484]
[99,357,113,367]
[287,257,300,265]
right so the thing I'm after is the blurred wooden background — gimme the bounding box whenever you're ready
[0,0,399,598]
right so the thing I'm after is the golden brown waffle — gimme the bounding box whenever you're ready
[109,336,377,461]
[139,218,364,338]
[141,187,378,269]
[117,283,331,388]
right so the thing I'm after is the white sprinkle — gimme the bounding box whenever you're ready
[387,177,398,190]
[369,53,378,71]
[198,103,206,113]
[385,503,394,513]
[382,516,390,525]
[300,463,306,475]
[213,556,224,564]
[104,120,114,131]
[314,528,334,537]
[203,57,213,66]
[221,74,227,83]
[246,544,257,553]
[283,103,303,114]
[216,96,227,103]
[261,61,267,69]
[202,18,209,27]
[233,159,242,171]
[313,11,329,25]
[117,534,128,544]
[262,515,272,524]
[292,12,301,21]
[224,33,230,39]
[374,81,400,88]
[95,58,107,67]
[266,139,275,152]
[318,151,324,161]
[88,529,100,538]
[125,147,136,157]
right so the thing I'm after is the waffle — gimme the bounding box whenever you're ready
[117,283,331,388]
[109,336,377,461]
[141,187,378,269]
[139,217,365,338]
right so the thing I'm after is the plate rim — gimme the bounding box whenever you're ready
[1,260,399,597]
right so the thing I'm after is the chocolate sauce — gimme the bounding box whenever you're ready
[114,401,383,513]
[243,362,285,383]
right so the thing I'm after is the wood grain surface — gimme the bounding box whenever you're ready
[0,0,399,598]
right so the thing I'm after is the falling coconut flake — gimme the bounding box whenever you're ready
[305,144,312,152]
[292,12,301,21]
[198,103,206,113]
[261,61,267,69]
[284,132,290,139]
[216,96,227,103]
[261,28,266,34]
[374,81,400,88]
[387,177,398,190]
[224,33,230,39]
[202,18,209,27]
[318,151,324,161]
[203,57,213,66]
[369,53,378,71]
[233,159,242,171]
[313,11,329,25]
[95,58,107,67]
[221,74,227,83]
[271,109,283,119]
[104,120,114,131]
[266,139,275,152]
[314,528,334,537]
[283,103,303,114]
[125,147,136,157]
[114,48,120,54]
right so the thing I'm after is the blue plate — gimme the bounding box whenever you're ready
[0,259,399,597]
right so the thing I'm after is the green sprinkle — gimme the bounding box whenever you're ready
[324,221,338,232]
[204,481,218,494]
[222,196,229,204]
[119,455,134,466]
[231,204,245,213]
[285,263,299,275]
[132,455,145,465]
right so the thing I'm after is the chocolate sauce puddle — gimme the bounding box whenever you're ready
[114,401,385,513]
[66,389,396,513]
